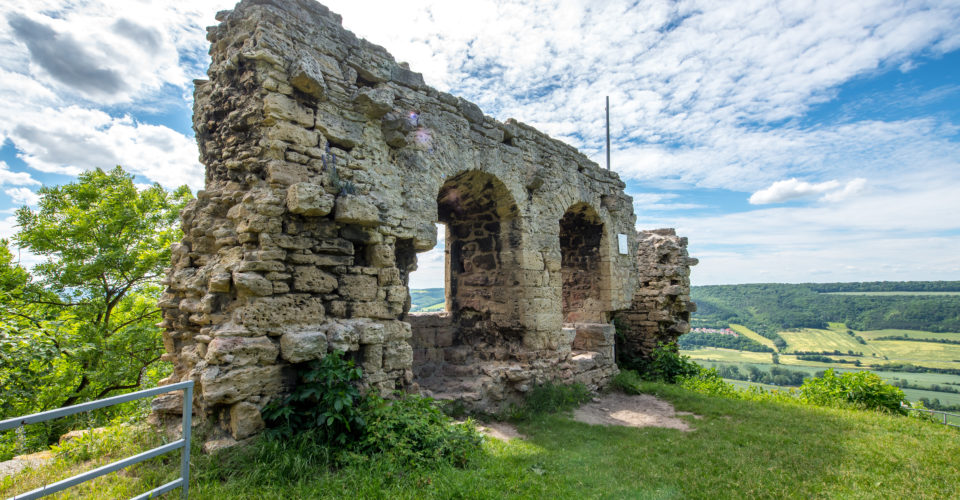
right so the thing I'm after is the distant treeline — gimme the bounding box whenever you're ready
[796,354,861,366]
[808,281,960,293]
[692,282,960,336]
[874,335,960,345]
[870,362,960,376]
[716,364,809,387]
[677,331,774,352]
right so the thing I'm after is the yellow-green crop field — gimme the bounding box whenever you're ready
[681,347,774,364]
[870,340,960,365]
[856,328,960,341]
[779,328,883,356]
[728,324,778,350]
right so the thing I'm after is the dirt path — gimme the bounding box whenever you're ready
[573,393,699,431]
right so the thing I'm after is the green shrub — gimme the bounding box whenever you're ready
[507,382,593,420]
[261,351,365,444]
[797,369,907,414]
[610,369,644,394]
[624,342,702,383]
[356,394,482,468]
[260,351,482,470]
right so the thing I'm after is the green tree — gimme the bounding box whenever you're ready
[8,166,191,410]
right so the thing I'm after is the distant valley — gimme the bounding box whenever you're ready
[409,281,960,411]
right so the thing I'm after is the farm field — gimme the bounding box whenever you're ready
[779,328,883,356]
[856,328,960,342]
[729,324,778,350]
[821,291,960,296]
[682,347,774,364]
[870,339,960,364]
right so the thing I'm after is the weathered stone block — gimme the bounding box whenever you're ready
[383,341,413,371]
[326,321,360,352]
[289,56,326,98]
[263,93,313,127]
[230,401,264,440]
[287,182,335,216]
[293,266,337,293]
[201,365,284,406]
[338,274,377,301]
[234,295,325,335]
[334,196,379,226]
[280,329,328,363]
[233,272,273,297]
[206,336,278,366]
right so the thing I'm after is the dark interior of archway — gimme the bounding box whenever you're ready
[560,204,605,323]
[436,170,520,343]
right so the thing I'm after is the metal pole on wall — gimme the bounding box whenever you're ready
[605,96,611,170]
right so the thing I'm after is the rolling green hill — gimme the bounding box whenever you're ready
[409,288,445,312]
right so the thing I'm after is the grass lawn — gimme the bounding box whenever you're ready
[5,383,960,499]
[728,324,778,351]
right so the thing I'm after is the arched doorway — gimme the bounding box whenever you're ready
[559,203,609,323]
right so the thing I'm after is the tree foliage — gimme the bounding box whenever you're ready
[0,167,190,457]
[693,282,960,334]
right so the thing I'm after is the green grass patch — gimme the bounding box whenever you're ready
[6,382,960,499]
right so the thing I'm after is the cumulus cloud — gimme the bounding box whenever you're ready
[749,178,840,204]
[0,161,39,186]
[749,178,868,204]
[4,187,39,206]
[8,106,204,189]
[7,13,128,97]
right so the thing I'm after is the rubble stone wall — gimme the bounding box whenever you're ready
[614,229,699,362]
[155,0,695,442]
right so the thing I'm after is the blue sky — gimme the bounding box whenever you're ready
[1,0,959,288]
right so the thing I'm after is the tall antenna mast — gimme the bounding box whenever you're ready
[605,96,611,170]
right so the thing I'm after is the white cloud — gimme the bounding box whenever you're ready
[820,178,867,203]
[4,187,39,206]
[7,106,204,190]
[749,178,840,204]
[0,161,39,186]
[631,192,705,211]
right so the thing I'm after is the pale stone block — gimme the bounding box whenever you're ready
[230,401,264,440]
[280,329,328,363]
[287,182,335,216]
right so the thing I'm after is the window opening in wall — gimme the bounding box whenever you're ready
[405,223,447,313]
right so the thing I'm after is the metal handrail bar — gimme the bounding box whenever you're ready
[901,403,960,428]
[1,381,193,500]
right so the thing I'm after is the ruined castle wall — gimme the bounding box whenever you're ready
[614,229,699,362]
[156,0,645,440]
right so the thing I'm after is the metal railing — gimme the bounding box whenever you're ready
[901,404,960,429]
[0,381,193,500]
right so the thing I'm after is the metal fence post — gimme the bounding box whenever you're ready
[181,383,192,500]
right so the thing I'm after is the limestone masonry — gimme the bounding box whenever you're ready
[154,0,697,443]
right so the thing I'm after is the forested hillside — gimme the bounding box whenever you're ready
[692,282,960,341]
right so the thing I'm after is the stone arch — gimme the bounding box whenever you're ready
[559,202,611,323]
[437,169,523,331]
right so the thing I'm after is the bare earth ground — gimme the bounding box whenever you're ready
[572,393,700,431]
[476,421,526,441]
[0,450,52,479]
[477,393,700,441]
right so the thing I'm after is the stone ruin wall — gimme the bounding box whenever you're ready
[614,230,698,362]
[153,0,696,443]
